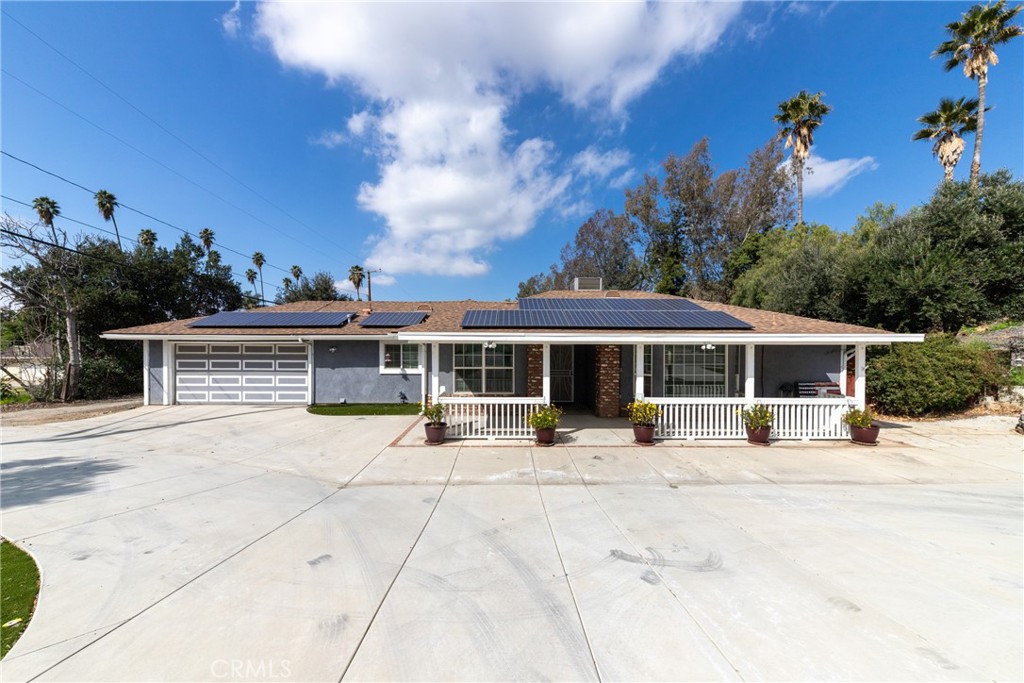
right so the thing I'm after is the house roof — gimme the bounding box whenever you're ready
[102,290,906,341]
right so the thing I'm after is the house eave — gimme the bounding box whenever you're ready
[100,332,398,342]
[395,331,925,345]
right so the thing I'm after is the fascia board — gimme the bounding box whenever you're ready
[394,332,926,345]
[100,333,396,341]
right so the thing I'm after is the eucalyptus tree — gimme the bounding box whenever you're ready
[94,190,123,250]
[934,0,1023,188]
[774,90,832,225]
[251,251,266,305]
[349,264,365,301]
[913,97,981,183]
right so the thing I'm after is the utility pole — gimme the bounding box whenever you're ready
[366,268,382,302]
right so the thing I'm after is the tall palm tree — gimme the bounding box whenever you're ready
[251,251,266,305]
[198,228,215,255]
[774,90,832,225]
[934,0,1023,189]
[207,250,222,267]
[349,265,365,301]
[137,229,157,248]
[291,265,303,283]
[245,268,258,296]
[282,278,292,292]
[94,190,122,250]
[913,97,981,183]
[32,196,60,230]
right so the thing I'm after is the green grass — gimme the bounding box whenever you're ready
[307,403,421,416]
[1,540,40,659]
[961,320,1023,335]
[0,393,33,406]
[1010,366,1024,387]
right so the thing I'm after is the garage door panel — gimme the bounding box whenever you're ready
[175,343,309,405]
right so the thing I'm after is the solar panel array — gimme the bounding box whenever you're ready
[461,308,752,330]
[519,297,705,311]
[359,311,428,328]
[189,311,355,328]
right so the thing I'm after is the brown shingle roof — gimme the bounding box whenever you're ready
[103,291,892,337]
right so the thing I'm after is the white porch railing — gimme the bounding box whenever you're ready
[651,397,854,440]
[439,396,547,439]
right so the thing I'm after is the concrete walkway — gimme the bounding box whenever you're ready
[1,407,1020,681]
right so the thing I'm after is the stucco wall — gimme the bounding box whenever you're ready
[148,340,164,405]
[313,340,423,404]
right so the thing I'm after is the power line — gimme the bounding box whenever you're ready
[2,68,334,259]
[1,9,355,257]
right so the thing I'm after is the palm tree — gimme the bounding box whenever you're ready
[207,250,222,267]
[245,268,258,297]
[94,190,122,250]
[251,251,266,305]
[913,97,982,183]
[774,90,832,225]
[349,265,365,301]
[137,229,157,248]
[291,265,303,284]
[198,228,215,255]
[32,196,60,230]
[934,0,1023,189]
[282,278,292,292]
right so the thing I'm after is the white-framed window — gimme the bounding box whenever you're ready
[664,344,726,397]
[380,342,422,374]
[632,345,653,397]
[176,344,207,354]
[453,343,514,394]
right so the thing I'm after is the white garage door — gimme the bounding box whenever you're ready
[174,343,309,404]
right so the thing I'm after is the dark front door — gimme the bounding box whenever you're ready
[551,345,574,403]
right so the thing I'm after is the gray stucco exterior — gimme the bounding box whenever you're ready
[147,340,165,405]
[313,340,423,404]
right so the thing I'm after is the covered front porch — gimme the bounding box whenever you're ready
[419,340,871,441]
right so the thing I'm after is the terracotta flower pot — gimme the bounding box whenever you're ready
[633,423,655,445]
[849,424,880,445]
[534,427,556,445]
[424,422,447,445]
[746,426,771,445]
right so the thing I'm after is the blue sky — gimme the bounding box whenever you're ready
[2,1,1022,303]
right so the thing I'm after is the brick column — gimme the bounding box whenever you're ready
[526,344,543,397]
[595,344,621,418]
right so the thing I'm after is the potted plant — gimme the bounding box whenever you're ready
[421,402,447,444]
[739,403,773,445]
[625,399,662,445]
[528,404,562,445]
[844,407,879,445]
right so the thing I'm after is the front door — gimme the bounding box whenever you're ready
[551,345,574,403]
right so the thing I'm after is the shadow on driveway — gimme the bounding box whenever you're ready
[1,456,128,508]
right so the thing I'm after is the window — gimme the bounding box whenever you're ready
[664,344,726,397]
[630,345,653,398]
[454,343,514,394]
[381,342,421,373]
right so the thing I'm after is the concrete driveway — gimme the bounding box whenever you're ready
[1,407,1020,682]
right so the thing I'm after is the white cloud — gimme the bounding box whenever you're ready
[310,130,346,149]
[255,2,741,275]
[572,146,632,181]
[336,273,396,299]
[803,152,879,198]
[220,1,241,38]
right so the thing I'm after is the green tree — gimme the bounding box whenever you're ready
[251,251,266,305]
[94,190,123,250]
[934,0,1023,189]
[291,265,302,283]
[348,265,365,301]
[137,229,157,248]
[774,90,832,225]
[274,272,353,304]
[32,197,59,229]
[198,228,215,255]
[244,268,258,296]
[913,97,981,183]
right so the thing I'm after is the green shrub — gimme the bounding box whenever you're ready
[868,335,1006,416]
[1009,366,1024,386]
[739,403,774,429]
[528,404,562,430]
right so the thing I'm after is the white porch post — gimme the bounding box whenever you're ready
[142,340,150,406]
[854,344,867,409]
[162,340,171,406]
[542,343,551,404]
[838,344,847,397]
[420,344,427,406]
[634,344,645,399]
[430,342,440,403]
[744,343,756,400]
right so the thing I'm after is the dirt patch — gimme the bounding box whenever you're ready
[1,397,143,426]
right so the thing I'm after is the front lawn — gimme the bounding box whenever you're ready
[1,540,40,658]
[308,403,421,416]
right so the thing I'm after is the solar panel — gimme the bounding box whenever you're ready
[518,298,705,311]
[461,309,751,329]
[359,311,428,328]
[189,311,355,328]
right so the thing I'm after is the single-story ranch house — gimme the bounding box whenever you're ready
[103,287,923,440]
